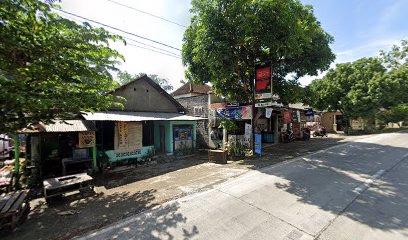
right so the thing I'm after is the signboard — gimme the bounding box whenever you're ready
[117,121,129,149]
[351,118,365,130]
[173,126,193,141]
[216,105,253,120]
[255,62,273,107]
[255,134,262,155]
[255,102,273,107]
[105,146,155,162]
[78,131,95,148]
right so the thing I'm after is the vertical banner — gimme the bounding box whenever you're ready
[266,108,273,118]
[255,62,272,107]
[242,105,253,119]
[78,131,95,148]
[118,121,129,149]
[255,134,262,155]
[284,112,292,124]
[244,123,252,146]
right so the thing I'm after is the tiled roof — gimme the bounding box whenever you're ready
[171,82,211,97]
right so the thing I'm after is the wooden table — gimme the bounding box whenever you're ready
[43,173,94,201]
[0,190,30,231]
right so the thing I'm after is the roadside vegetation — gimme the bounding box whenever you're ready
[306,40,408,133]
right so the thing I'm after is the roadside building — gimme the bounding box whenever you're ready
[21,75,203,179]
[171,82,211,149]
[321,111,346,132]
[84,75,204,164]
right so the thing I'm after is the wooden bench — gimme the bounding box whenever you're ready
[43,173,94,202]
[0,190,30,231]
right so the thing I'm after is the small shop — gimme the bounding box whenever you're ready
[208,104,253,155]
[83,111,202,166]
[21,120,97,179]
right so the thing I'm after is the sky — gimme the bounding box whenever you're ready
[59,0,408,89]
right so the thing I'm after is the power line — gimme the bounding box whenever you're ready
[106,0,188,28]
[127,43,181,59]
[52,8,181,51]
[122,36,181,56]
[56,12,182,59]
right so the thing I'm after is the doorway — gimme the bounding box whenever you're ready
[159,126,165,153]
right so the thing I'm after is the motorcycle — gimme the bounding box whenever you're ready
[313,127,328,137]
[302,128,311,140]
[285,129,295,143]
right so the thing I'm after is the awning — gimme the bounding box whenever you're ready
[19,120,96,133]
[82,111,207,121]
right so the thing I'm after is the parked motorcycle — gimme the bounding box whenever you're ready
[302,128,311,140]
[313,127,328,137]
[285,129,295,143]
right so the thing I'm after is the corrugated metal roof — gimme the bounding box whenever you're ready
[82,111,206,121]
[19,120,95,133]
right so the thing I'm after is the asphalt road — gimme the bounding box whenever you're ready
[78,131,408,240]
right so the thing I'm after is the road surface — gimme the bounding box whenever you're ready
[78,132,408,240]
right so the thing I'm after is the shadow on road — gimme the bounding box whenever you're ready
[258,132,408,233]
[4,188,198,240]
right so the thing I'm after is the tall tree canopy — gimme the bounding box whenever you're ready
[182,0,335,104]
[0,0,124,133]
[116,71,174,92]
[308,40,408,122]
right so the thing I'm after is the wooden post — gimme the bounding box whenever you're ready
[274,114,279,144]
[92,145,97,171]
[13,134,20,187]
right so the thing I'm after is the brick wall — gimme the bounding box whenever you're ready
[176,95,209,118]
[176,95,209,148]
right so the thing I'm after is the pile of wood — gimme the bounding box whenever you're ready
[0,190,30,231]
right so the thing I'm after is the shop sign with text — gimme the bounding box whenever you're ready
[255,62,272,108]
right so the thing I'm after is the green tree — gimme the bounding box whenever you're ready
[116,71,174,92]
[377,104,408,126]
[0,0,125,133]
[308,40,408,124]
[182,0,335,104]
[308,58,388,121]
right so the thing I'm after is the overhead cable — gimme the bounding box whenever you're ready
[52,8,181,51]
[106,0,188,28]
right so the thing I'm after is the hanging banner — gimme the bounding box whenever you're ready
[266,108,273,118]
[216,107,242,120]
[284,112,292,124]
[216,105,253,120]
[242,105,252,120]
[118,121,129,149]
[297,110,301,122]
[78,131,95,148]
[244,123,252,146]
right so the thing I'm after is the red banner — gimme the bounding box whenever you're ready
[284,112,292,124]
[255,66,271,91]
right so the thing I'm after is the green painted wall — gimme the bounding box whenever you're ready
[153,121,172,154]
[153,120,197,154]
